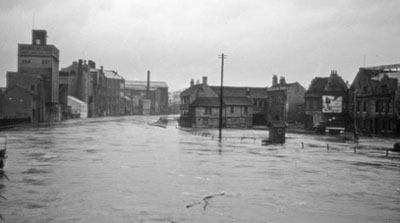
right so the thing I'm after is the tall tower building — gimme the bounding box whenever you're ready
[18,30,60,103]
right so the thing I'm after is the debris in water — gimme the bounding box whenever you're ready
[186,191,225,210]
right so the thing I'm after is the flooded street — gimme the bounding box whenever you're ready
[1,116,399,223]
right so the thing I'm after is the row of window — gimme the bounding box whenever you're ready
[21,59,51,64]
[253,100,266,107]
[356,100,393,114]
[356,118,394,132]
[204,106,248,114]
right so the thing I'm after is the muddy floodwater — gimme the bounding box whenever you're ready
[1,116,399,223]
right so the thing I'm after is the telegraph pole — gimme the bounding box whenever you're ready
[218,53,227,141]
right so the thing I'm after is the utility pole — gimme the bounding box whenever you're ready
[353,89,359,142]
[218,53,227,141]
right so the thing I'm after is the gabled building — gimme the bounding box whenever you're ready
[305,70,349,130]
[180,77,219,126]
[179,76,266,128]
[210,86,268,125]
[349,64,400,135]
[190,96,253,128]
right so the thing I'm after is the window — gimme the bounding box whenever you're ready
[22,59,31,64]
[30,85,35,91]
[382,101,386,113]
[313,100,318,109]
[205,107,212,114]
[42,60,50,64]
[244,106,248,114]
[230,106,234,113]
[375,100,380,113]
[363,101,367,112]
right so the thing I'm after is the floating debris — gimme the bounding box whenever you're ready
[186,191,225,210]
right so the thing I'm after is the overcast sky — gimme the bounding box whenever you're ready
[0,0,399,91]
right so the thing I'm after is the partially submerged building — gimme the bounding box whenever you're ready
[349,64,400,135]
[304,70,349,131]
[125,79,169,115]
[4,30,61,122]
[179,76,266,128]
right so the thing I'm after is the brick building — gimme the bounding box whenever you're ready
[12,29,61,122]
[349,64,400,135]
[104,70,125,116]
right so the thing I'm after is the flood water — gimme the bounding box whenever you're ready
[1,116,399,223]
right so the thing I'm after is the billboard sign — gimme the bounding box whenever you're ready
[322,95,342,113]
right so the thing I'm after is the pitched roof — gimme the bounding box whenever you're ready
[210,86,268,98]
[307,77,328,94]
[103,70,124,80]
[191,96,252,107]
[4,84,37,99]
[224,97,253,106]
[180,84,203,97]
[125,80,168,90]
[191,97,220,107]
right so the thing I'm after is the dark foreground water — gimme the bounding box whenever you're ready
[1,116,399,223]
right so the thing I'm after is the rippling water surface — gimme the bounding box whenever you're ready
[1,116,399,222]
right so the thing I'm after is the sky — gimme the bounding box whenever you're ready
[0,0,399,92]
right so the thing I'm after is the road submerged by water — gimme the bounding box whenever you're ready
[0,116,399,223]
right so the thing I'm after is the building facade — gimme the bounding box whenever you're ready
[349,64,400,135]
[268,75,306,124]
[16,30,61,122]
[179,76,265,128]
[304,70,349,130]
[104,70,125,116]
[125,80,169,115]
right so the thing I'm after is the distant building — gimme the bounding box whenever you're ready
[125,80,169,115]
[60,59,95,117]
[210,86,268,126]
[349,64,400,135]
[1,85,38,120]
[268,75,306,124]
[89,65,108,117]
[169,90,182,114]
[13,29,61,122]
[5,73,45,122]
[304,70,349,130]
[104,70,125,116]
[179,76,266,128]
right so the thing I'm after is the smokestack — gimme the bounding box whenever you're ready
[146,70,150,98]
[190,79,194,87]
